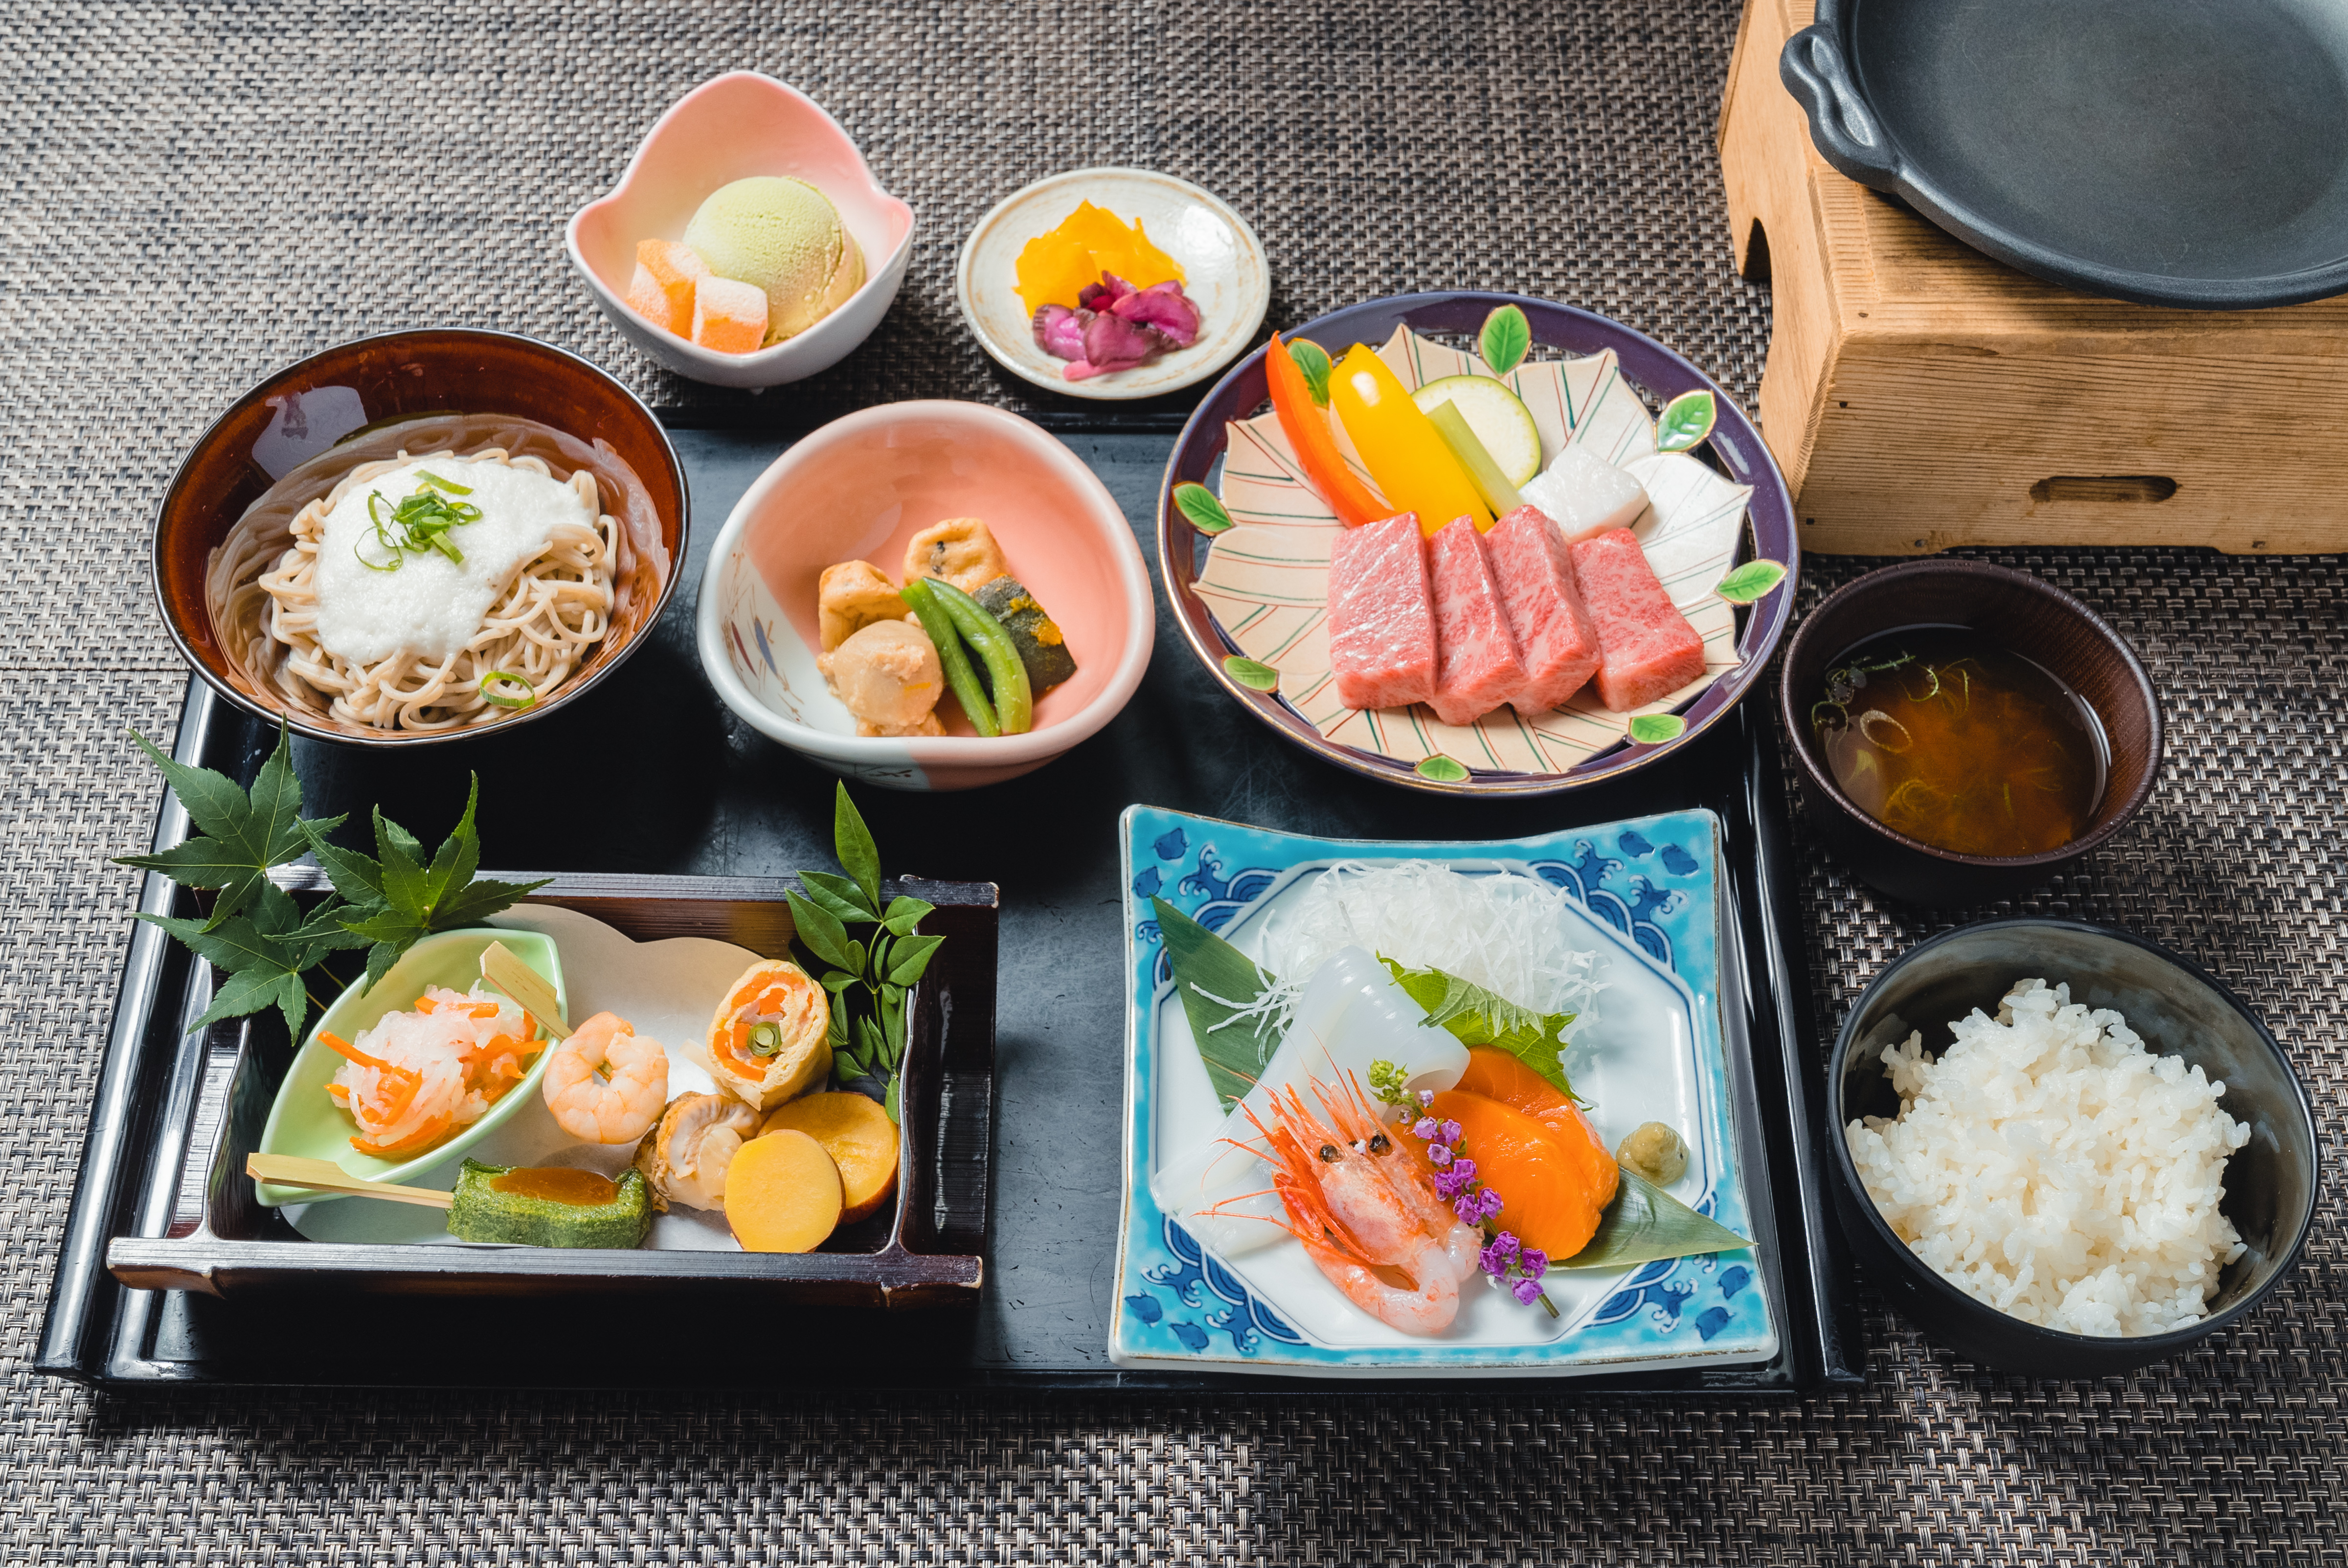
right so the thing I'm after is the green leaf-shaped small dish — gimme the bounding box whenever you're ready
[253,927,566,1206]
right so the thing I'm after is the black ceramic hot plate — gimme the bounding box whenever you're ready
[1782,0,2348,309]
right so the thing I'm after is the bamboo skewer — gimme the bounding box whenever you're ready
[480,941,570,1037]
[247,1153,454,1210]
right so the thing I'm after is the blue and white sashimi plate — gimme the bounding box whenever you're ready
[1111,806,1780,1378]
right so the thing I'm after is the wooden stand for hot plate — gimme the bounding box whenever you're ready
[1721,0,2348,556]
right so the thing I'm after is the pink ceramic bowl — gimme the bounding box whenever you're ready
[697,402,1155,790]
[567,72,916,390]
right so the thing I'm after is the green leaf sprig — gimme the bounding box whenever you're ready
[115,725,548,1040]
[785,783,944,1124]
[358,471,483,572]
[1171,481,1234,536]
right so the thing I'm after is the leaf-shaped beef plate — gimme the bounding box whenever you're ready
[1113,805,1780,1379]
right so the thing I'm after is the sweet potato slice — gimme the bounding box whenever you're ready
[723,1129,842,1252]
[760,1091,900,1223]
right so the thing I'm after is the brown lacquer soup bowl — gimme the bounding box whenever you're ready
[1779,560,2160,905]
[152,329,688,747]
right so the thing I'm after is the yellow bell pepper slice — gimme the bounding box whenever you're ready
[1327,345,1491,536]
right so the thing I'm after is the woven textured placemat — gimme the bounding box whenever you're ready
[5,0,2344,1562]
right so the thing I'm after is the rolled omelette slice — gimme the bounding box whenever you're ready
[707,958,833,1110]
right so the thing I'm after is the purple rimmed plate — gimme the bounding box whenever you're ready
[1156,292,1798,796]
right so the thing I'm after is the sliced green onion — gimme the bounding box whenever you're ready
[747,1022,783,1057]
[414,470,475,496]
[479,671,537,710]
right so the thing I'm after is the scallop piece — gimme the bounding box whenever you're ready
[632,1093,763,1212]
[818,618,945,736]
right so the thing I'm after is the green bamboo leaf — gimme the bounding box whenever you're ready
[1172,482,1233,536]
[1557,1166,1750,1271]
[833,783,883,913]
[1654,389,1717,454]
[1381,960,1575,1098]
[1713,560,1788,605]
[884,1072,903,1125]
[1414,754,1471,784]
[1223,656,1279,693]
[1152,897,1280,1111]
[1287,338,1333,406]
[1479,305,1531,377]
[1628,714,1686,745]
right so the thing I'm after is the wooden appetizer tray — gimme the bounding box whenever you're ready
[39,422,1863,1392]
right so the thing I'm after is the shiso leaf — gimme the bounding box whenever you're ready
[1479,305,1532,377]
[1287,338,1334,406]
[1654,389,1717,454]
[1714,559,1787,605]
[1627,714,1687,745]
[1380,959,1575,1098]
[1224,656,1280,692]
[1153,896,1281,1111]
[1557,1166,1750,1270]
[1172,482,1234,535]
[1414,754,1471,784]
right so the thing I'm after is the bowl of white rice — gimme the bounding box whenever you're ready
[1828,918,2317,1376]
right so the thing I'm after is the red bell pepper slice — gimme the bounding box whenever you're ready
[1265,330,1389,528]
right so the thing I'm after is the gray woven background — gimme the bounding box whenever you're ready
[5,0,2344,1561]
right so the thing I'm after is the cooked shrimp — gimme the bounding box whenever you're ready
[542,1012,668,1143]
[1227,1074,1481,1337]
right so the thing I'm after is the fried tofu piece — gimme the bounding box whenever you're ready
[903,517,1009,594]
[818,560,912,652]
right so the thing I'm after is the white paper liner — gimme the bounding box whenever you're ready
[1195,324,1754,774]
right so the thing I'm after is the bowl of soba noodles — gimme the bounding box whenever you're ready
[155,328,687,744]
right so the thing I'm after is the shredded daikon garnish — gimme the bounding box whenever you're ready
[1256,860,1607,1036]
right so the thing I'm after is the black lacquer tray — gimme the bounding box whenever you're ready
[38,420,1863,1391]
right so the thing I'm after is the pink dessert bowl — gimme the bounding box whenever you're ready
[696,401,1156,791]
[567,72,916,390]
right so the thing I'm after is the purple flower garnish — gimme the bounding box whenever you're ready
[1425,1144,1453,1167]
[1437,1119,1463,1145]
[1412,1117,1439,1141]
[1512,1277,1544,1306]
[1418,1090,1435,1107]
[1518,1247,1548,1279]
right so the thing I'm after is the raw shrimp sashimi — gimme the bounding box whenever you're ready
[1233,1073,1482,1337]
[324,984,543,1158]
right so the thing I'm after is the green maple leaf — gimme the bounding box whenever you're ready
[333,775,547,990]
[114,725,342,931]
[135,910,311,1040]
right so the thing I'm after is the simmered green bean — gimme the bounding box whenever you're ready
[924,578,1035,736]
[899,577,999,737]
